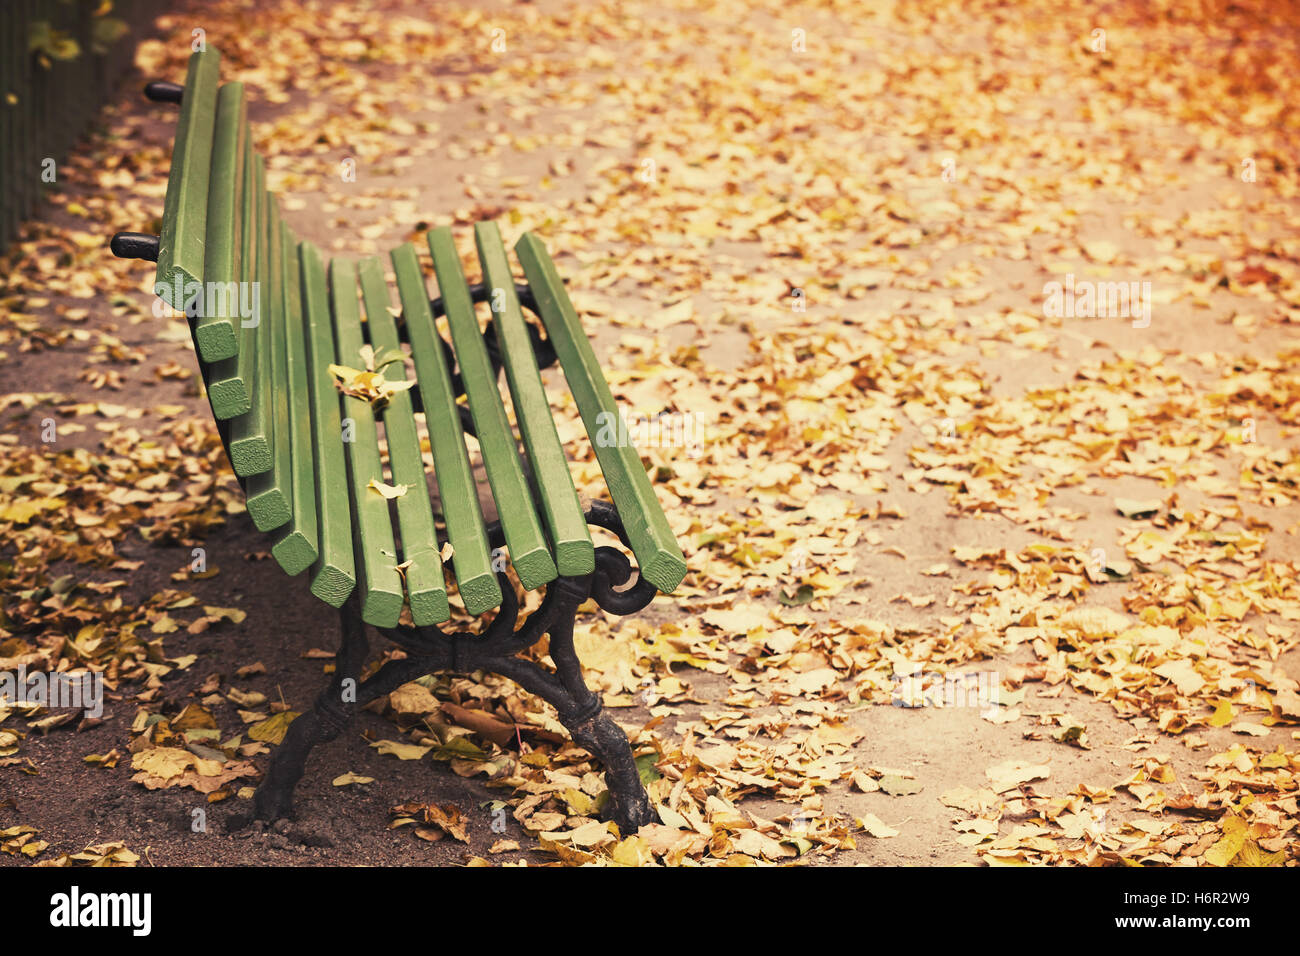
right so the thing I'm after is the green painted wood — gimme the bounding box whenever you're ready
[357,258,450,625]
[325,256,403,626]
[203,105,254,420]
[205,373,251,420]
[271,219,320,576]
[391,242,502,615]
[299,243,356,606]
[154,48,221,313]
[244,190,290,531]
[474,221,594,578]
[193,81,244,362]
[515,232,687,594]
[424,229,556,591]
[226,152,270,473]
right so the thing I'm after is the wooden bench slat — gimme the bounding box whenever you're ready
[515,233,688,594]
[357,257,450,626]
[270,219,320,576]
[425,229,557,592]
[326,256,404,626]
[300,244,357,607]
[204,359,252,420]
[226,152,271,474]
[474,222,594,578]
[203,90,253,420]
[244,191,291,531]
[154,48,220,313]
[193,81,244,363]
[391,242,503,615]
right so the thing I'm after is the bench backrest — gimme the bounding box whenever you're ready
[152,47,686,628]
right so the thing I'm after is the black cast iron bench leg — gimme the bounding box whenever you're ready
[243,512,660,835]
[491,590,656,833]
[251,592,369,821]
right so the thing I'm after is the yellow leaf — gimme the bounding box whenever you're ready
[329,363,415,407]
[610,835,655,866]
[0,497,62,524]
[563,788,599,817]
[388,683,440,714]
[544,820,618,849]
[131,746,194,782]
[1235,840,1286,867]
[370,739,432,761]
[985,759,1051,793]
[858,813,900,838]
[203,606,246,624]
[1154,659,1205,696]
[1203,816,1247,867]
[247,711,300,745]
[367,478,409,499]
[332,772,375,787]
[1207,700,1235,727]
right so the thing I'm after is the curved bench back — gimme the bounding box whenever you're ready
[145,48,686,630]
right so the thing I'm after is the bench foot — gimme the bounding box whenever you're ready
[250,594,369,822]
[370,571,658,834]
[485,659,657,835]
[564,706,657,833]
[486,581,657,834]
[543,602,657,834]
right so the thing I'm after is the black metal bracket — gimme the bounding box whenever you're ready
[407,281,560,432]
[106,78,179,263]
[109,232,160,262]
[248,501,662,835]
[145,80,183,104]
[426,280,559,375]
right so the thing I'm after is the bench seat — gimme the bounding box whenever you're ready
[146,48,685,629]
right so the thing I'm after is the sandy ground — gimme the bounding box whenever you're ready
[1,0,1299,867]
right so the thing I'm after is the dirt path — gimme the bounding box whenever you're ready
[1,0,1298,867]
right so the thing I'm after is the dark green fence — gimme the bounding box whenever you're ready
[0,0,172,252]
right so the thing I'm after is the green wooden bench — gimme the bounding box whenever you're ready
[110,47,686,834]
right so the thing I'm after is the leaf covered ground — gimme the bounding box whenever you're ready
[1,0,1298,866]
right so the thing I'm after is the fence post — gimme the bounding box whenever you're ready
[1,0,173,253]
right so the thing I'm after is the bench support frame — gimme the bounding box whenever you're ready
[118,69,680,843]
[250,501,659,835]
